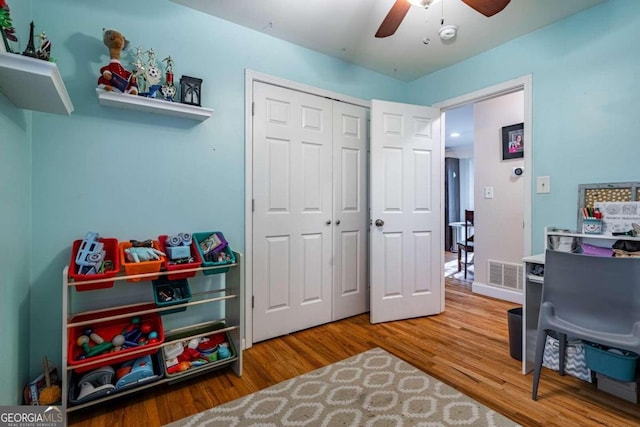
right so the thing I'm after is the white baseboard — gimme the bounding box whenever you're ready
[472,281,523,304]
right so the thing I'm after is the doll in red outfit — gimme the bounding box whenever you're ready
[98,29,138,95]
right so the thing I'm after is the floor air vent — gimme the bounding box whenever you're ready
[487,260,523,290]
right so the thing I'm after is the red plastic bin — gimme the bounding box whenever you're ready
[158,235,203,280]
[68,237,121,292]
[67,304,164,373]
[119,241,165,282]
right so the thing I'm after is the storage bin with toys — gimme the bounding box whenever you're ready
[152,276,192,315]
[69,232,121,291]
[67,307,165,373]
[119,239,166,282]
[68,352,163,405]
[158,233,203,280]
[193,231,235,275]
[161,322,236,378]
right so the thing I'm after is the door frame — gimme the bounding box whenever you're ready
[244,70,370,348]
[434,74,533,301]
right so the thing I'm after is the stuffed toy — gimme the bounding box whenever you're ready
[97,28,138,95]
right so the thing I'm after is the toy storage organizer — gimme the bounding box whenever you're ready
[61,252,244,413]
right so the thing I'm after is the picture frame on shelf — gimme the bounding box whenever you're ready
[179,75,202,107]
[501,122,524,160]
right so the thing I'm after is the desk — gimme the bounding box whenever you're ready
[522,253,545,374]
[448,222,473,252]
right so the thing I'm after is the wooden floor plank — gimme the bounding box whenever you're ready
[68,277,640,427]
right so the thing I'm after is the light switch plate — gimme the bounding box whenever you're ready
[484,186,494,199]
[537,176,551,193]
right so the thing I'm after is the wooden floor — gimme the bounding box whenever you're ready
[69,269,640,426]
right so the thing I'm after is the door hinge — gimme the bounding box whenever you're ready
[252,101,255,116]
[252,295,255,308]
[252,199,255,212]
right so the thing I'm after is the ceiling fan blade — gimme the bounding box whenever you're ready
[462,0,511,17]
[375,0,412,38]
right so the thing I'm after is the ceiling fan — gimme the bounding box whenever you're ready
[375,0,511,38]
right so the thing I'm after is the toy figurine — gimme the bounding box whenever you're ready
[160,55,176,102]
[22,21,37,58]
[37,31,51,61]
[97,28,138,95]
[132,46,147,93]
[139,48,162,98]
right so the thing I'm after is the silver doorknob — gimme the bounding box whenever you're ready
[375,219,384,227]
[335,220,341,225]
[326,220,332,225]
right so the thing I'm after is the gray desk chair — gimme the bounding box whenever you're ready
[532,249,640,400]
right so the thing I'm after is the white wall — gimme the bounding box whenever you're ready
[459,158,474,218]
[473,91,524,289]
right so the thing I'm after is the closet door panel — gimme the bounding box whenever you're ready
[253,82,333,342]
[333,102,369,321]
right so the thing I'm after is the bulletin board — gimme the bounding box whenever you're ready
[577,182,640,234]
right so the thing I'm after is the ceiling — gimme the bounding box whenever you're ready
[444,104,474,149]
[171,0,606,82]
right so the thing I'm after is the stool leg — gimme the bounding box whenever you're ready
[464,249,468,279]
[532,329,548,400]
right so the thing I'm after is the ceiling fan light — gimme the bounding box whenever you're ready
[408,0,437,8]
[439,24,458,40]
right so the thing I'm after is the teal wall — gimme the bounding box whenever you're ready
[407,0,640,252]
[22,0,408,382]
[0,98,31,405]
[0,0,31,406]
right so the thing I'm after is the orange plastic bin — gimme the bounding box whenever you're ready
[119,241,165,282]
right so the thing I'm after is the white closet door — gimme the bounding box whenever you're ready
[332,102,369,320]
[252,81,333,342]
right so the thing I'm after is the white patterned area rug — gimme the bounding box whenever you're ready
[165,347,519,427]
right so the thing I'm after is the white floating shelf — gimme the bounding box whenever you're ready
[96,88,213,121]
[0,52,74,115]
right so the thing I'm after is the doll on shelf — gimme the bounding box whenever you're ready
[97,28,138,95]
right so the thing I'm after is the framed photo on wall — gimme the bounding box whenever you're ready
[502,122,524,160]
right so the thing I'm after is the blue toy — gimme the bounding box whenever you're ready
[218,343,231,359]
[75,232,105,275]
[115,355,155,389]
[165,232,192,260]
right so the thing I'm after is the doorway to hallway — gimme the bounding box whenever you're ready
[439,77,530,302]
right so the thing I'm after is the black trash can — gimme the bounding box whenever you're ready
[507,307,523,361]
